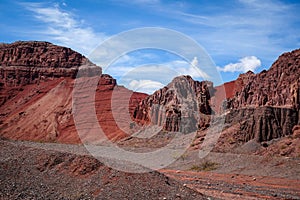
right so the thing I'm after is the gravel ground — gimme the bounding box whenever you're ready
[1,139,299,199]
[0,139,209,200]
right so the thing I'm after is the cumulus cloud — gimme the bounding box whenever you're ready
[180,57,210,79]
[191,56,198,67]
[217,56,261,73]
[23,3,106,55]
[128,79,165,94]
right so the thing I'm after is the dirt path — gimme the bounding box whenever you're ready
[161,169,300,199]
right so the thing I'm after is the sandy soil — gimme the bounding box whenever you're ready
[1,139,299,199]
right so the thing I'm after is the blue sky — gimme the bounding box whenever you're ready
[1,0,299,93]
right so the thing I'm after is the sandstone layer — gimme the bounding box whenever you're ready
[0,41,147,143]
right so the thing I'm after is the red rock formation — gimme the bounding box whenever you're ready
[217,49,300,145]
[133,75,214,133]
[225,49,300,109]
[0,41,90,68]
[0,41,147,143]
[1,41,299,150]
[224,107,298,142]
[131,49,300,152]
[0,41,96,108]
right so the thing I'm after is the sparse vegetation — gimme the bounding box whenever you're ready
[179,153,188,161]
[172,153,188,161]
[190,165,201,171]
[190,161,219,171]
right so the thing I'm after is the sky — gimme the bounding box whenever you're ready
[0,0,299,94]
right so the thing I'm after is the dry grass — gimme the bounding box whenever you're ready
[190,161,219,171]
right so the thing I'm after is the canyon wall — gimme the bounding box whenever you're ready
[224,49,300,110]
[221,49,300,143]
[132,49,300,145]
[1,41,299,146]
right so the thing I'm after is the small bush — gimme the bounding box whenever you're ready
[190,165,201,171]
[190,161,219,171]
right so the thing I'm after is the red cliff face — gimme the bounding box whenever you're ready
[0,41,147,143]
[132,75,214,133]
[1,41,299,152]
[214,49,300,148]
[224,49,300,110]
[130,49,299,153]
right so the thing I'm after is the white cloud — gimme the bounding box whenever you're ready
[217,56,261,73]
[104,52,213,94]
[111,57,213,94]
[116,64,178,89]
[191,56,198,67]
[238,0,289,12]
[136,0,298,68]
[128,79,165,94]
[180,57,210,79]
[23,3,106,55]
[111,58,210,82]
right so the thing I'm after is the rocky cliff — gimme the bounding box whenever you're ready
[0,41,96,107]
[224,107,298,142]
[133,75,214,133]
[1,41,299,151]
[131,49,300,154]
[224,49,300,110]
[214,49,300,150]
[0,41,90,68]
[0,41,147,143]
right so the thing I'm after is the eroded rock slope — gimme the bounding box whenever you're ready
[0,41,146,143]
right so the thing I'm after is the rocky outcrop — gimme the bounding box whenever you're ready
[224,49,300,110]
[218,49,300,146]
[133,75,214,133]
[0,41,101,111]
[0,41,86,106]
[225,107,298,142]
[0,41,90,68]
